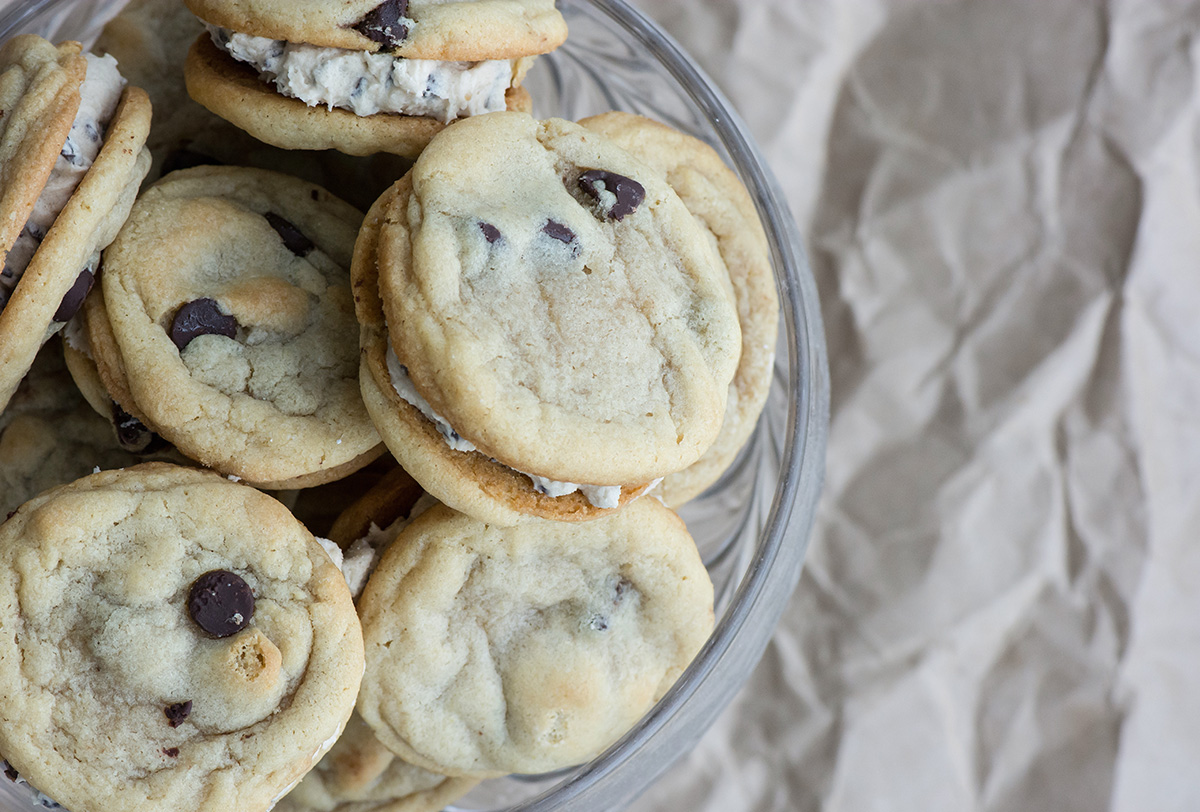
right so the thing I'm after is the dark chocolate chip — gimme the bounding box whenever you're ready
[542,219,579,258]
[52,267,94,322]
[187,570,254,638]
[264,212,314,257]
[4,765,17,781]
[164,701,192,727]
[479,221,501,244]
[84,122,101,143]
[160,148,222,176]
[5,511,15,522]
[543,219,575,244]
[613,576,633,603]
[577,169,645,221]
[163,747,179,758]
[111,403,168,456]
[350,0,410,48]
[351,76,368,99]
[169,298,237,351]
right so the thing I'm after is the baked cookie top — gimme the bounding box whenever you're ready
[376,112,742,486]
[96,165,382,488]
[578,112,779,507]
[0,463,364,812]
[184,0,568,61]
[356,500,715,777]
[275,713,477,812]
[354,179,654,526]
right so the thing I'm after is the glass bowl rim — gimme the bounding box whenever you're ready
[0,0,831,809]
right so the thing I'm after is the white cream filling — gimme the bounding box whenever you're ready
[208,26,515,123]
[0,53,125,311]
[385,345,626,509]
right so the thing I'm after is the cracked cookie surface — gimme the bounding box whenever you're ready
[95,165,382,488]
[356,499,714,777]
[0,463,364,812]
[376,112,742,489]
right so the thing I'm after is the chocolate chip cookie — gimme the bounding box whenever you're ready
[0,463,364,812]
[356,499,715,777]
[356,112,742,524]
[89,165,384,488]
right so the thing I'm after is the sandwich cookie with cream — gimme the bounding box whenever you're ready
[0,34,151,411]
[354,112,742,525]
[183,0,566,157]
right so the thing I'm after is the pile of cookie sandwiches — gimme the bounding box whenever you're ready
[0,1,779,810]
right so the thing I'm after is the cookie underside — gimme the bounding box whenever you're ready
[184,36,533,158]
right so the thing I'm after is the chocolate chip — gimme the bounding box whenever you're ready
[51,267,94,322]
[163,747,179,758]
[577,170,645,221]
[187,570,254,638]
[543,219,575,244]
[111,403,168,456]
[4,765,18,781]
[479,221,501,244]
[164,701,192,727]
[263,212,314,257]
[351,0,410,49]
[160,148,221,176]
[613,576,633,603]
[170,298,237,351]
[542,219,580,258]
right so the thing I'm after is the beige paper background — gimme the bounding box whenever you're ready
[630,0,1200,810]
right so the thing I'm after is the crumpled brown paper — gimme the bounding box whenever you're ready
[631,0,1200,809]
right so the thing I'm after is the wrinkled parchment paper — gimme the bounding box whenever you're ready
[631,0,1200,809]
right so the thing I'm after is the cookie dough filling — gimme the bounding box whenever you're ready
[0,53,125,310]
[206,26,520,123]
[385,346,626,509]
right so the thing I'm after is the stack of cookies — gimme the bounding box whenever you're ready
[0,1,779,810]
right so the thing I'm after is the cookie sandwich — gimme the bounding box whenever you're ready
[0,34,151,411]
[0,463,364,812]
[579,112,780,507]
[354,112,743,525]
[355,499,715,777]
[82,165,384,489]
[183,0,566,157]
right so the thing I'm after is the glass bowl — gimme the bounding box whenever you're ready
[0,0,829,809]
